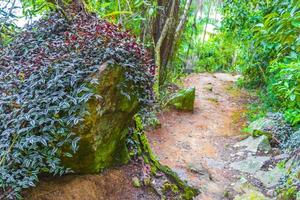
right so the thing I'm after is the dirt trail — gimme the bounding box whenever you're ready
[24,162,159,200]
[25,73,251,200]
[147,73,250,199]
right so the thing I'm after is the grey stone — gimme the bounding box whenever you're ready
[173,168,189,181]
[247,113,293,144]
[230,156,270,174]
[273,153,289,161]
[266,189,276,197]
[254,167,285,188]
[248,118,276,138]
[234,135,271,153]
[233,177,271,200]
[234,191,270,200]
[204,158,225,169]
[236,152,245,156]
[188,161,211,180]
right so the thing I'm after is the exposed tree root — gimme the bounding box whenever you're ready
[130,115,200,200]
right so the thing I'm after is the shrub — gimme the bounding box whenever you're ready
[268,61,300,125]
[195,34,239,72]
[0,11,154,199]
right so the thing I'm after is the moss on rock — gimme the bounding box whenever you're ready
[62,64,138,173]
[167,87,196,111]
[248,117,276,139]
[131,115,199,199]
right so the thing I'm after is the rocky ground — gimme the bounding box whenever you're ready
[147,73,290,200]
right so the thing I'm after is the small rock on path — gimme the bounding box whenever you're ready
[147,73,286,199]
[147,73,250,199]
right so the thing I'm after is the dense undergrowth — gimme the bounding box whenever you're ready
[198,1,300,198]
[0,10,154,199]
[195,0,300,127]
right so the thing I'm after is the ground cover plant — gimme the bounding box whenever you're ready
[0,6,155,198]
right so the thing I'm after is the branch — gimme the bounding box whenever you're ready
[174,0,193,41]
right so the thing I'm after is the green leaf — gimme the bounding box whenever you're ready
[103,11,133,18]
[291,20,300,27]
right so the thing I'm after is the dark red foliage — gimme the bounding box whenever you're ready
[1,12,156,79]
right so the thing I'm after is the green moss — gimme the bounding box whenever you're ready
[132,116,199,199]
[206,97,219,104]
[62,64,138,173]
[132,177,141,188]
[248,118,275,139]
[167,87,196,111]
[162,182,179,194]
[226,85,241,97]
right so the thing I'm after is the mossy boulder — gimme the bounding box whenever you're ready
[62,63,139,173]
[247,113,293,145]
[248,117,276,139]
[167,87,196,111]
[234,135,271,153]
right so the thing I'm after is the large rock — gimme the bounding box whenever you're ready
[229,156,270,174]
[254,167,285,188]
[63,64,139,173]
[233,177,271,200]
[168,87,196,111]
[247,113,293,144]
[248,117,277,139]
[234,135,271,153]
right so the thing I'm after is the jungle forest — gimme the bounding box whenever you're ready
[0,0,299,199]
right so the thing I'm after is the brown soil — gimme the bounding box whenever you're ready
[24,162,159,200]
[146,73,250,200]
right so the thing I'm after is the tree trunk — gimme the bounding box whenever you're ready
[169,0,193,68]
[174,0,193,43]
[202,1,212,44]
[153,0,180,89]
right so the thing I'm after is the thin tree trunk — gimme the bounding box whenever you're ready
[174,0,193,42]
[169,0,193,65]
[198,0,204,19]
[153,0,179,89]
[202,1,212,44]
[117,0,123,25]
[155,0,175,87]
